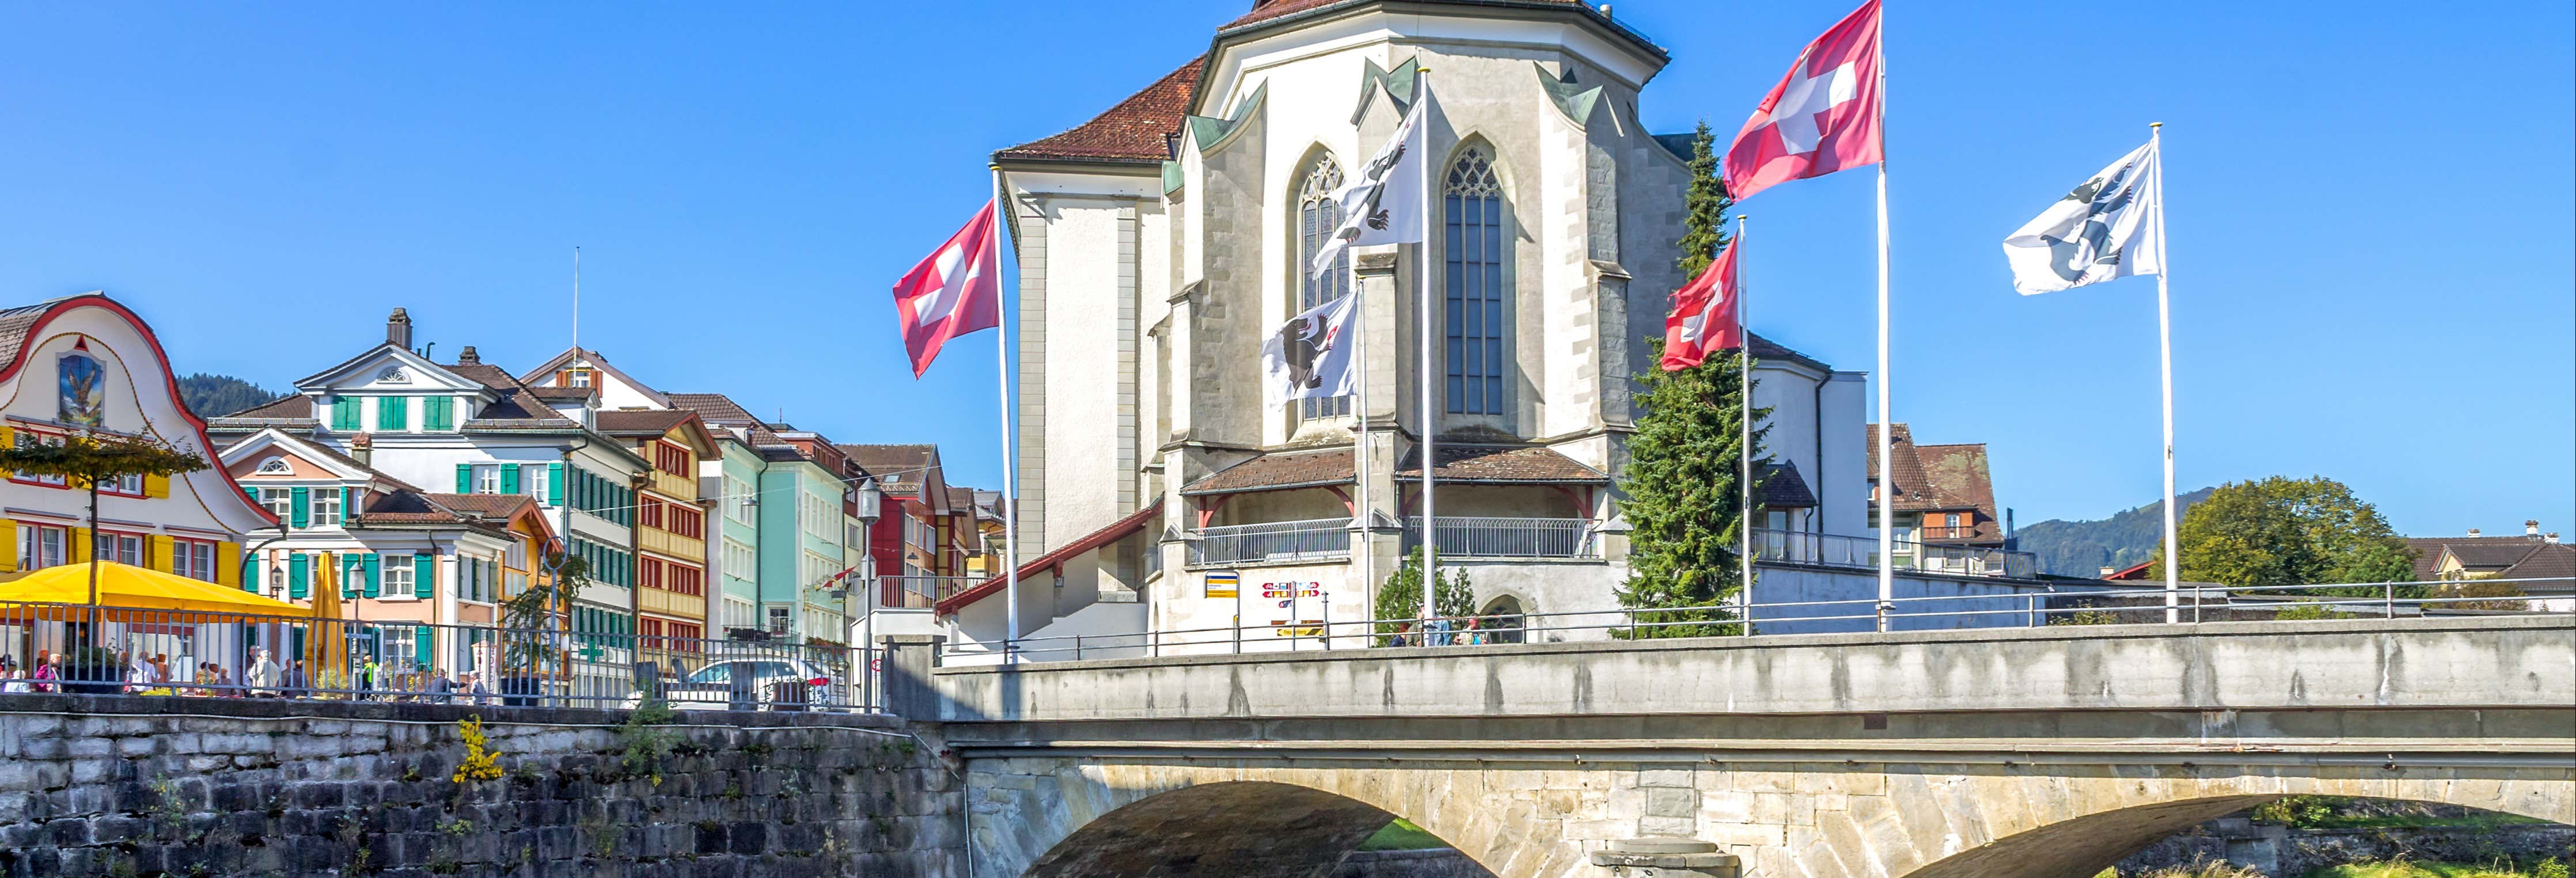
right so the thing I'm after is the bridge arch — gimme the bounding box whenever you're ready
[1836,765,2576,878]
[976,761,1581,878]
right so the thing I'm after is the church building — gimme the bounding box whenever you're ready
[953,0,1788,652]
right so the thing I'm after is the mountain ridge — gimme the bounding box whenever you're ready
[2016,487,2217,576]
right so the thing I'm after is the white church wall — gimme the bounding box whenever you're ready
[1035,198,1133,553]
[1819,371,1868,537]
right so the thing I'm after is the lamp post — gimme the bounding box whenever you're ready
[851,476,882,632]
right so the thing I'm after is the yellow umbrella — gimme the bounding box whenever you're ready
[0,562,305,615]
[307,554,347,691]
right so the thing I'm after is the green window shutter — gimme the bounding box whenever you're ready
[362,553,381,598]
[548,462,565,506]
[500,464,521,496]
[424,396,453,431]
[416,554,436,599]
[456,463,473,494]
[331,397,361,431]
[241,484,257,503]
[415,625,434,668]
[289,487,310,529]
[377,396,407,431]
[288,553,309,599]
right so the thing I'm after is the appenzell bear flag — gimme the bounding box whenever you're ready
[1309,81,1431,277]
[892,199,1001,377]
[1262,292,1360,406]
[2002,140,2163,295]
[1725,0,1883,201]
[1661,235,1743,371]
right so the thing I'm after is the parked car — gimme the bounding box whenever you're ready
[621,657,844,711]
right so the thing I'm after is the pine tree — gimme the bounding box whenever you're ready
[1374,548,1476,645]
[1615,121,1767,638]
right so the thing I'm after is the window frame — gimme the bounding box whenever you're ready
[1443,146,1511,417]
[1292,153,1354,423]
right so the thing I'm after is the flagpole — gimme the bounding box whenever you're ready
[1352,271,1370,647]
[1737,214,1755,618]
[1416,69,1439,636]
[2150,121,2178,624]
[989,171,1023,659]
[1872,26,1895,633]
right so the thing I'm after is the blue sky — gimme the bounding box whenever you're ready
[2,2,2567,535]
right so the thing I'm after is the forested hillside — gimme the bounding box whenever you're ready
[176,373,282,419]
[2016,487,2215,576]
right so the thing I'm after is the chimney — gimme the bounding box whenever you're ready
[2527,519,2542,537]
[2467,528,2481,537]
[386,308,413,349]
[457,345,480,364]
[349,432,372,466]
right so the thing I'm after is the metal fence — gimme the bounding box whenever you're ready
[945,576,2574,662]
[1754,528,2040,579]
[878,575,984,607]
[1403,516,1595,559]
[1188,518,1352,566]
[0,601,878,713]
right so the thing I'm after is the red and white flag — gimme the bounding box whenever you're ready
[1724,0,1883,201]
[892,200,1001,378]
[1661,235,1742,371]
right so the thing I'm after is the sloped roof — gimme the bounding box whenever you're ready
[221,394,314,420]
[839,444,938,493]
[594,409,696,435]
[1756,459,1819,508]
[1182,448,1356,495]
[1866,423,2003,542]
[1395,444,1608,484]
[0,300,56,367]
[1748,332,1834,374]
[995,58,1203,165]
[517,347,673,408]
[2403,534,2559,581]
[937,500,1163,617]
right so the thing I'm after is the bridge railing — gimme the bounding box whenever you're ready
[0,600,882,713]
[1753,528,2040,579]
[940,575,2575,663]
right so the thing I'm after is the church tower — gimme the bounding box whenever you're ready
[989,0,1694,644]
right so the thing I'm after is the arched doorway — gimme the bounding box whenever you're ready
[1022,781,1482,877]
[1475,595,1525,644]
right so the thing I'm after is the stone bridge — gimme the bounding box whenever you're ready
[878,615,2576,878]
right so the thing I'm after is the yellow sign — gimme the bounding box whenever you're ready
[1204,571,1239,599]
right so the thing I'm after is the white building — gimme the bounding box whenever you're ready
[939,0,1883,656]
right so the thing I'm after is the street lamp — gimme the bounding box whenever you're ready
[851,476,883,654]
[268,566,284,599]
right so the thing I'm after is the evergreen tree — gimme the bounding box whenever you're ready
[1615,121,1766,638]
[1374,547,1475,645]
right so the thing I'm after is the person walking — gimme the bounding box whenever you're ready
[281,660,310,698]
[426,668,454,704]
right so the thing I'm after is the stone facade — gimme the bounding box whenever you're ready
[0,694,961,877]
[970,757,2574,878]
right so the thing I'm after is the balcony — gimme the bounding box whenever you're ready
[1754,528,2039,579]
[1403,516,1597,560]
[1186,518,1351,567]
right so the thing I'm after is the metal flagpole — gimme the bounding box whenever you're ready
[1872,24,1895,633]
[1415,69,1439,636]
[2150,121,2178,624]
[1737,215,1755,611]
[989,170,1024,659]
[1353,273,1371,645]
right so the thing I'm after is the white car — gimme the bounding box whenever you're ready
[622,657,846,711]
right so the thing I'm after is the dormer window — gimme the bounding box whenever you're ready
[255,457,293,475]
[566,368,594,388]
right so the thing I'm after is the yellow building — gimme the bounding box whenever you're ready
[597,409,720,645]
[0,294,272,587]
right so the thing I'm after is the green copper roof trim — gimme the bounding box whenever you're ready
[1183,81,1267,157]
[1349,55,1420,124]
[1162,159,1185,195]
[1534,62,1604,127]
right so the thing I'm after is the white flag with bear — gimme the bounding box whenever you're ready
[2004,139,2162,295]
[1262,292,1360,405]
[1308,82,1431,277]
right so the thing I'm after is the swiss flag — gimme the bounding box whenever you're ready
[1661,235,1742,371]
[1724,0,1883,201]
[893,200,1001,378]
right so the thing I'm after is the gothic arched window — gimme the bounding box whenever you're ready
[1444,148,1509,415]
[1296,155,1353,420]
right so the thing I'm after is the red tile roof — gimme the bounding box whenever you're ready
[995,58,1204,165]
[1395,444,1607,484]
[937,500,1164,617]
[1866,424,2003,543]
[594,409,696,435]
[1182,448,1357,495]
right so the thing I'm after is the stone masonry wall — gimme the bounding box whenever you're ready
[0,694,962,878]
